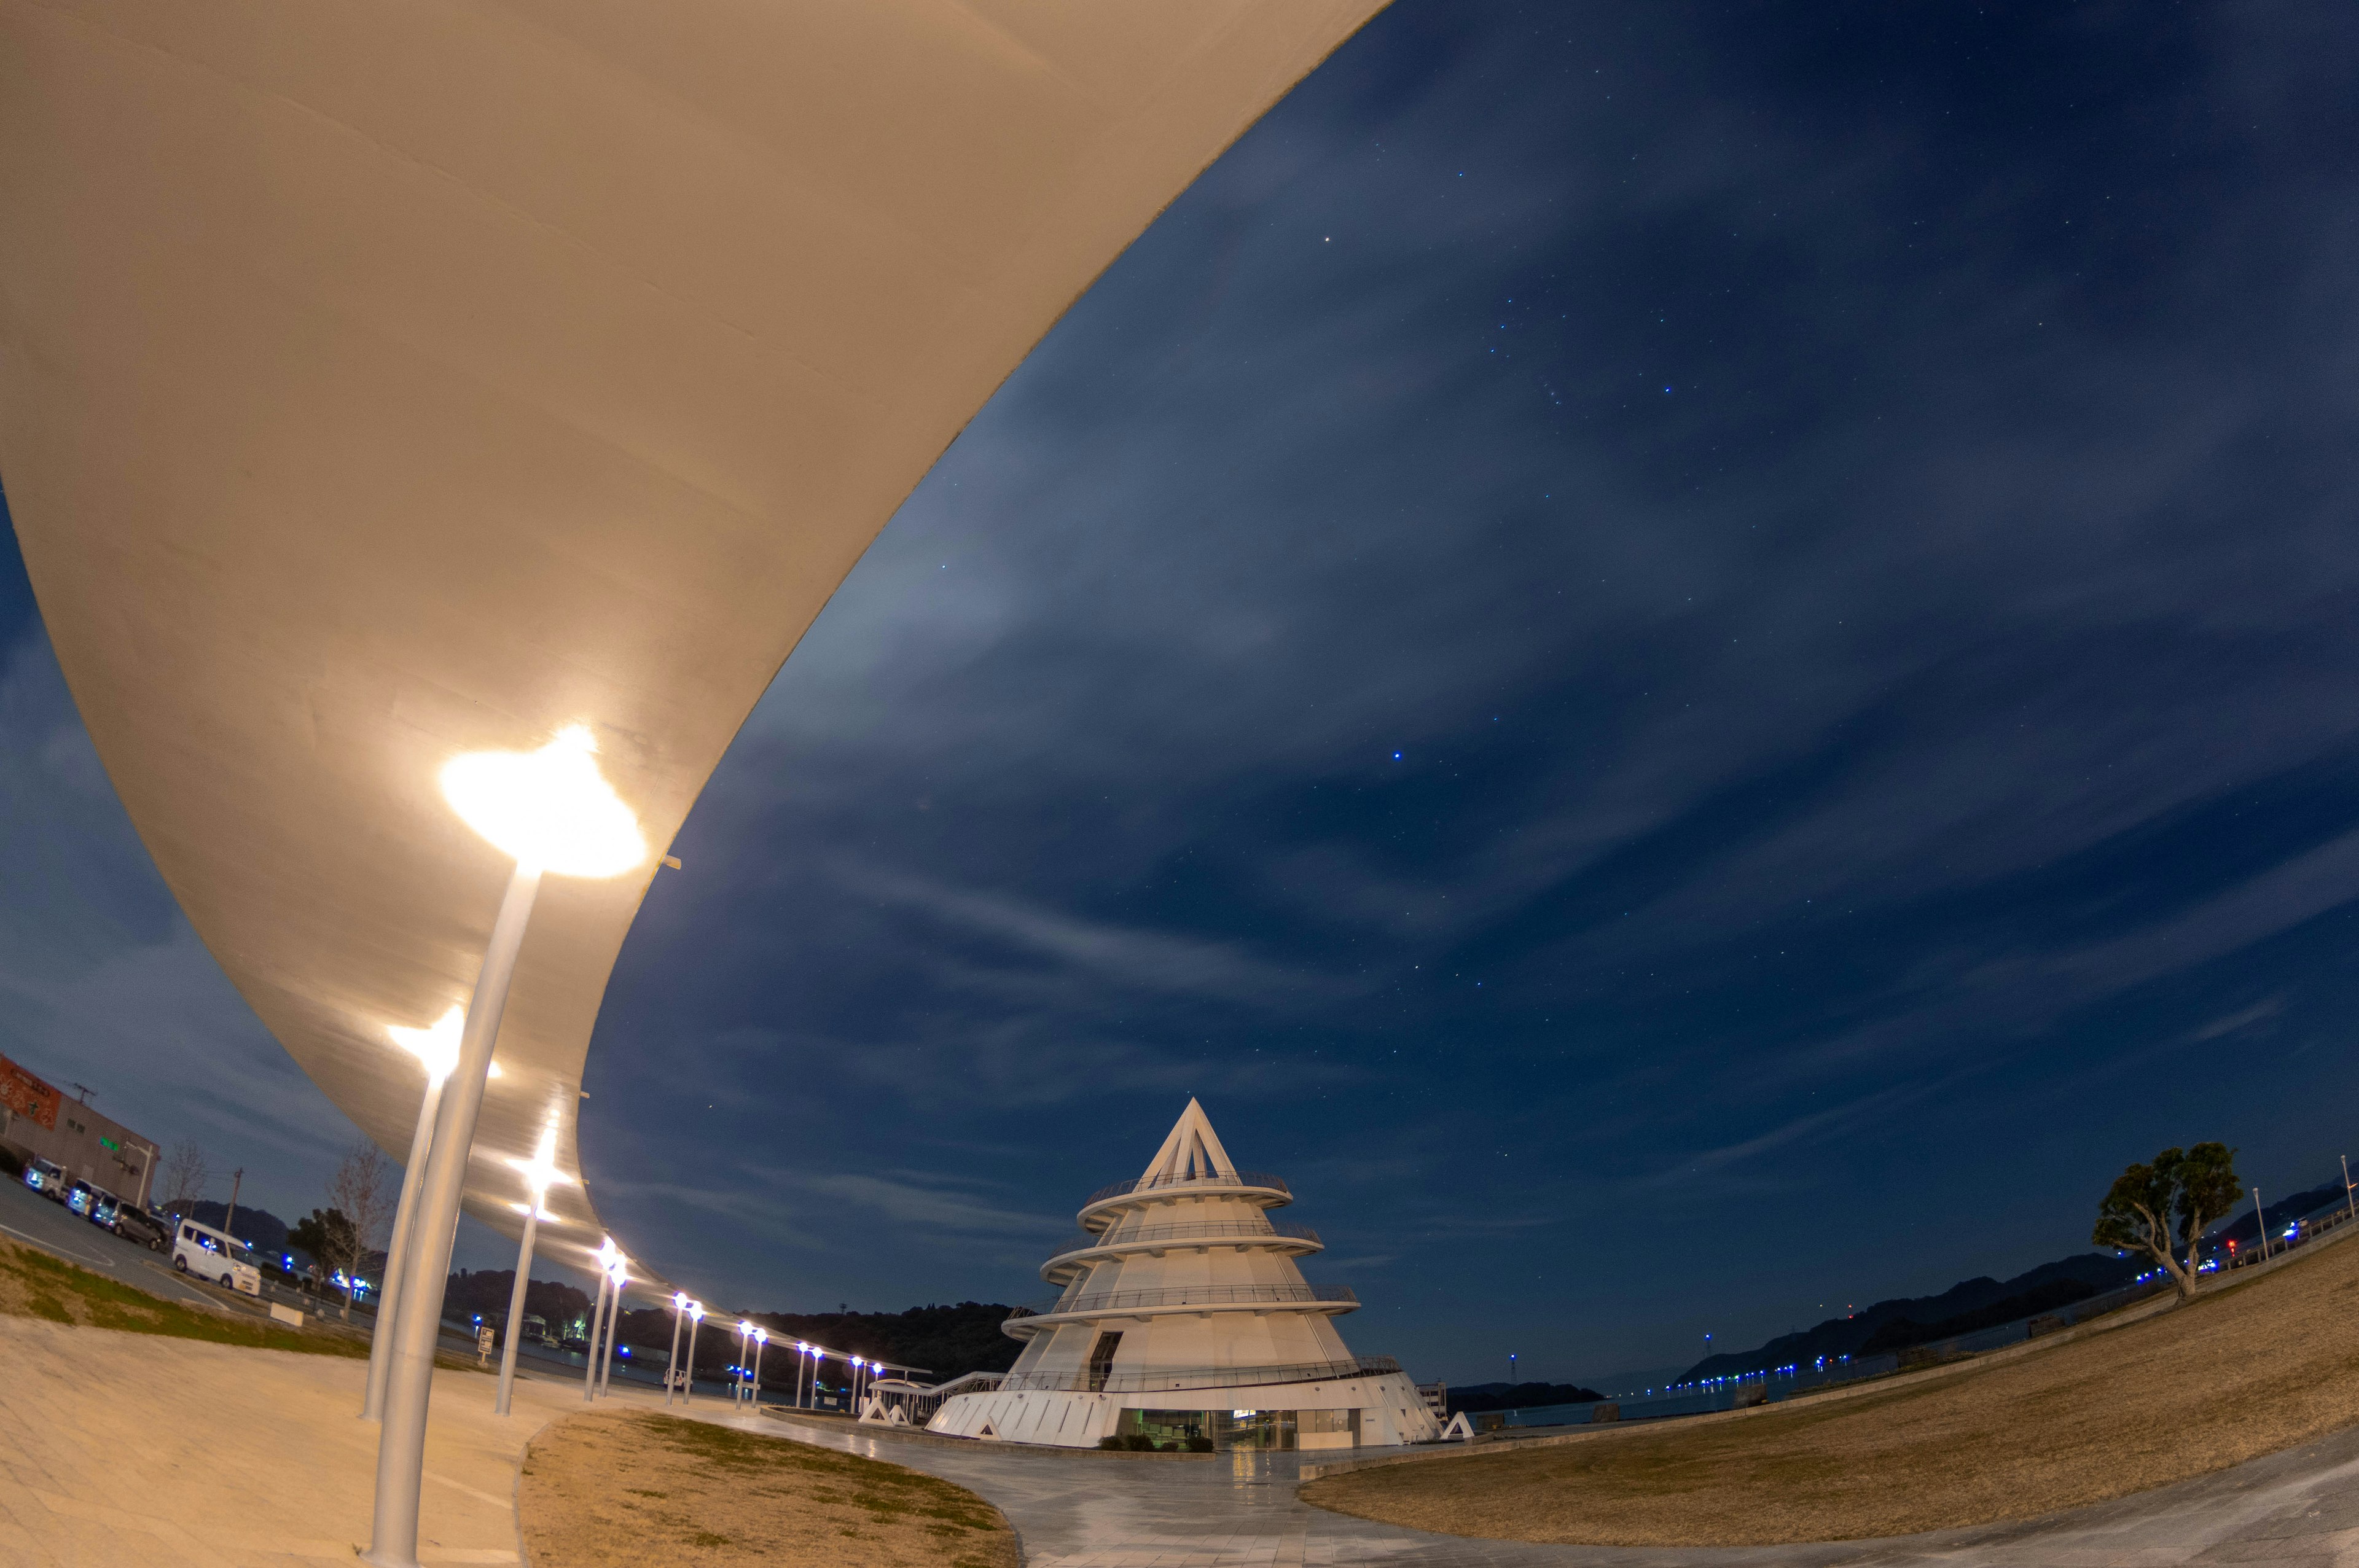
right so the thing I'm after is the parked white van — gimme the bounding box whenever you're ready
[173,1219,262,1295]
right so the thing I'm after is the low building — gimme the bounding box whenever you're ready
[928,1099,1440,1451]
[1,1052,161,1207]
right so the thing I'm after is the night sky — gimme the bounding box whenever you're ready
[6,4,2359,1388]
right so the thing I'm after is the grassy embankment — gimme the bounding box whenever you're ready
[0,1233,369,1357]
[520,1410,1018,1568]
[1304,1231,2359,1546]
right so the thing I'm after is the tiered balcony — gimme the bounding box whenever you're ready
[1076,1169,1291,1227]
[990,1353,1402,1395]
[1039,1220,1321,1282]
[1001,1281,1358,1336]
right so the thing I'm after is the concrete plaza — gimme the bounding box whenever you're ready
[9,1304,2359,1566]
[748,1408,2359,1568]
[0,1315,593,1566]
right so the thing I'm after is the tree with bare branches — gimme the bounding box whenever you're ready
[2094,1142,2240,1300]
[158,1139,211,1214]
[324,1141,397,1320]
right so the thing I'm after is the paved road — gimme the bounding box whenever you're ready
[0,1167,254,1314]
[730,1406,2359,1567]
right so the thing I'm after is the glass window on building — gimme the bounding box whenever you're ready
[1213,1409,1299,1451]
[1116,1408,1215,1451]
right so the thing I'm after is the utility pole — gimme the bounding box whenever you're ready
[225,1167,245,1241]
[2252,1187,2268,1262]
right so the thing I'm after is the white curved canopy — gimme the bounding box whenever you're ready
[0,0,1385,1280]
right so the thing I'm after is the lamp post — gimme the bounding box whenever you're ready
[665,1292,690,1406]
[495,1129,570,1417]
[795,1341,810,1409]
[750,1327,767,1410]
[683,1301,705,1402]
[363,1006,461,1421]
[736,1320,756,1405]
[582,1238,618,1403]
[367,727,643,1568]
[599,1262,628,1397]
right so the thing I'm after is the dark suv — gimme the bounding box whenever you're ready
[109,1201,170,1251]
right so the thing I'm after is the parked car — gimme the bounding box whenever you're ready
[86,1188,121,1228]
[65,1179,95,1217]
[109,1201,170,1251]
[23,1157,67,1199]
[172,1218,262,1295]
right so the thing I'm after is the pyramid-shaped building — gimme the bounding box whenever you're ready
[928,1099,1440,1450]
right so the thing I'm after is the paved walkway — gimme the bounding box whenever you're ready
[0,1314,622,1566]
[9,1290,2359,1566]
[726,1408,2359,1568]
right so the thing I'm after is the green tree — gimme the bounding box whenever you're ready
[2093,1142,2240,1300]
[290,1207,358,1303]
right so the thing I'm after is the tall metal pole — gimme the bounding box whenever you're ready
[665,1298,686,1406]
[2253,1187,2269,1261]
[751,1336,766,1408]
[365,1073,446,1420]
[683,1311,702,1402]
[364,864,542,1568]
[582,1270,612,1403]
[598,1277,624,1397]
[2344,1156,2353,1223]
[492,1203,541,1416]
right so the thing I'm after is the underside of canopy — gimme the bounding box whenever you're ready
[0,0,1386,1284]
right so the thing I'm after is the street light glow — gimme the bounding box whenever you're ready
[388,1006,466,1083]
[440,725,646,877]
[507,1124,572,1199]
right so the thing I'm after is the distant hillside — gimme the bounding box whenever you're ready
[746,1302,1025,1383]
[1680,1251,2142,1383]
[1446,1380,1608,1414]
[1856,1277,2102,1355]
[2212,1180,2348,1250]
[444,1269,596,1332]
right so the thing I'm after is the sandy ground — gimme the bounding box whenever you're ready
[520,1409,1020,1568]
[1305,1236,2359,1547]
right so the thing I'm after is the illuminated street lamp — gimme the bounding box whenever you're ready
[367,726,644,1568]
[599,1258,629,1398]
[665,1292,690,1406]
[795,1341,811,1409]
[750,1327,768,1410]
[735,1320,756,1405]
[682,1300,706,1402]
[495,1125,571,1416]
[362,1005,460,1422]
[582,1236,619,1403]
[851,1356,866,1413]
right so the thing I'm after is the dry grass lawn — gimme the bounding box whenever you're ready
[520,1410,1019,1568]
[0,1233,367,1359]
[1305,1238,2359,1546]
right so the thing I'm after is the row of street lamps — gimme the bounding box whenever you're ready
[361,728,646,1568]
[347,725,916,1565]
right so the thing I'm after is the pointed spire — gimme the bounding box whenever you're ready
[1140,1097,1239,1184]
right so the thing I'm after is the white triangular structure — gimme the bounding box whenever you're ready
[928,1101,1441,1453]
[1141,1097,1239,1184]
[1441,1411,1476,1441]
